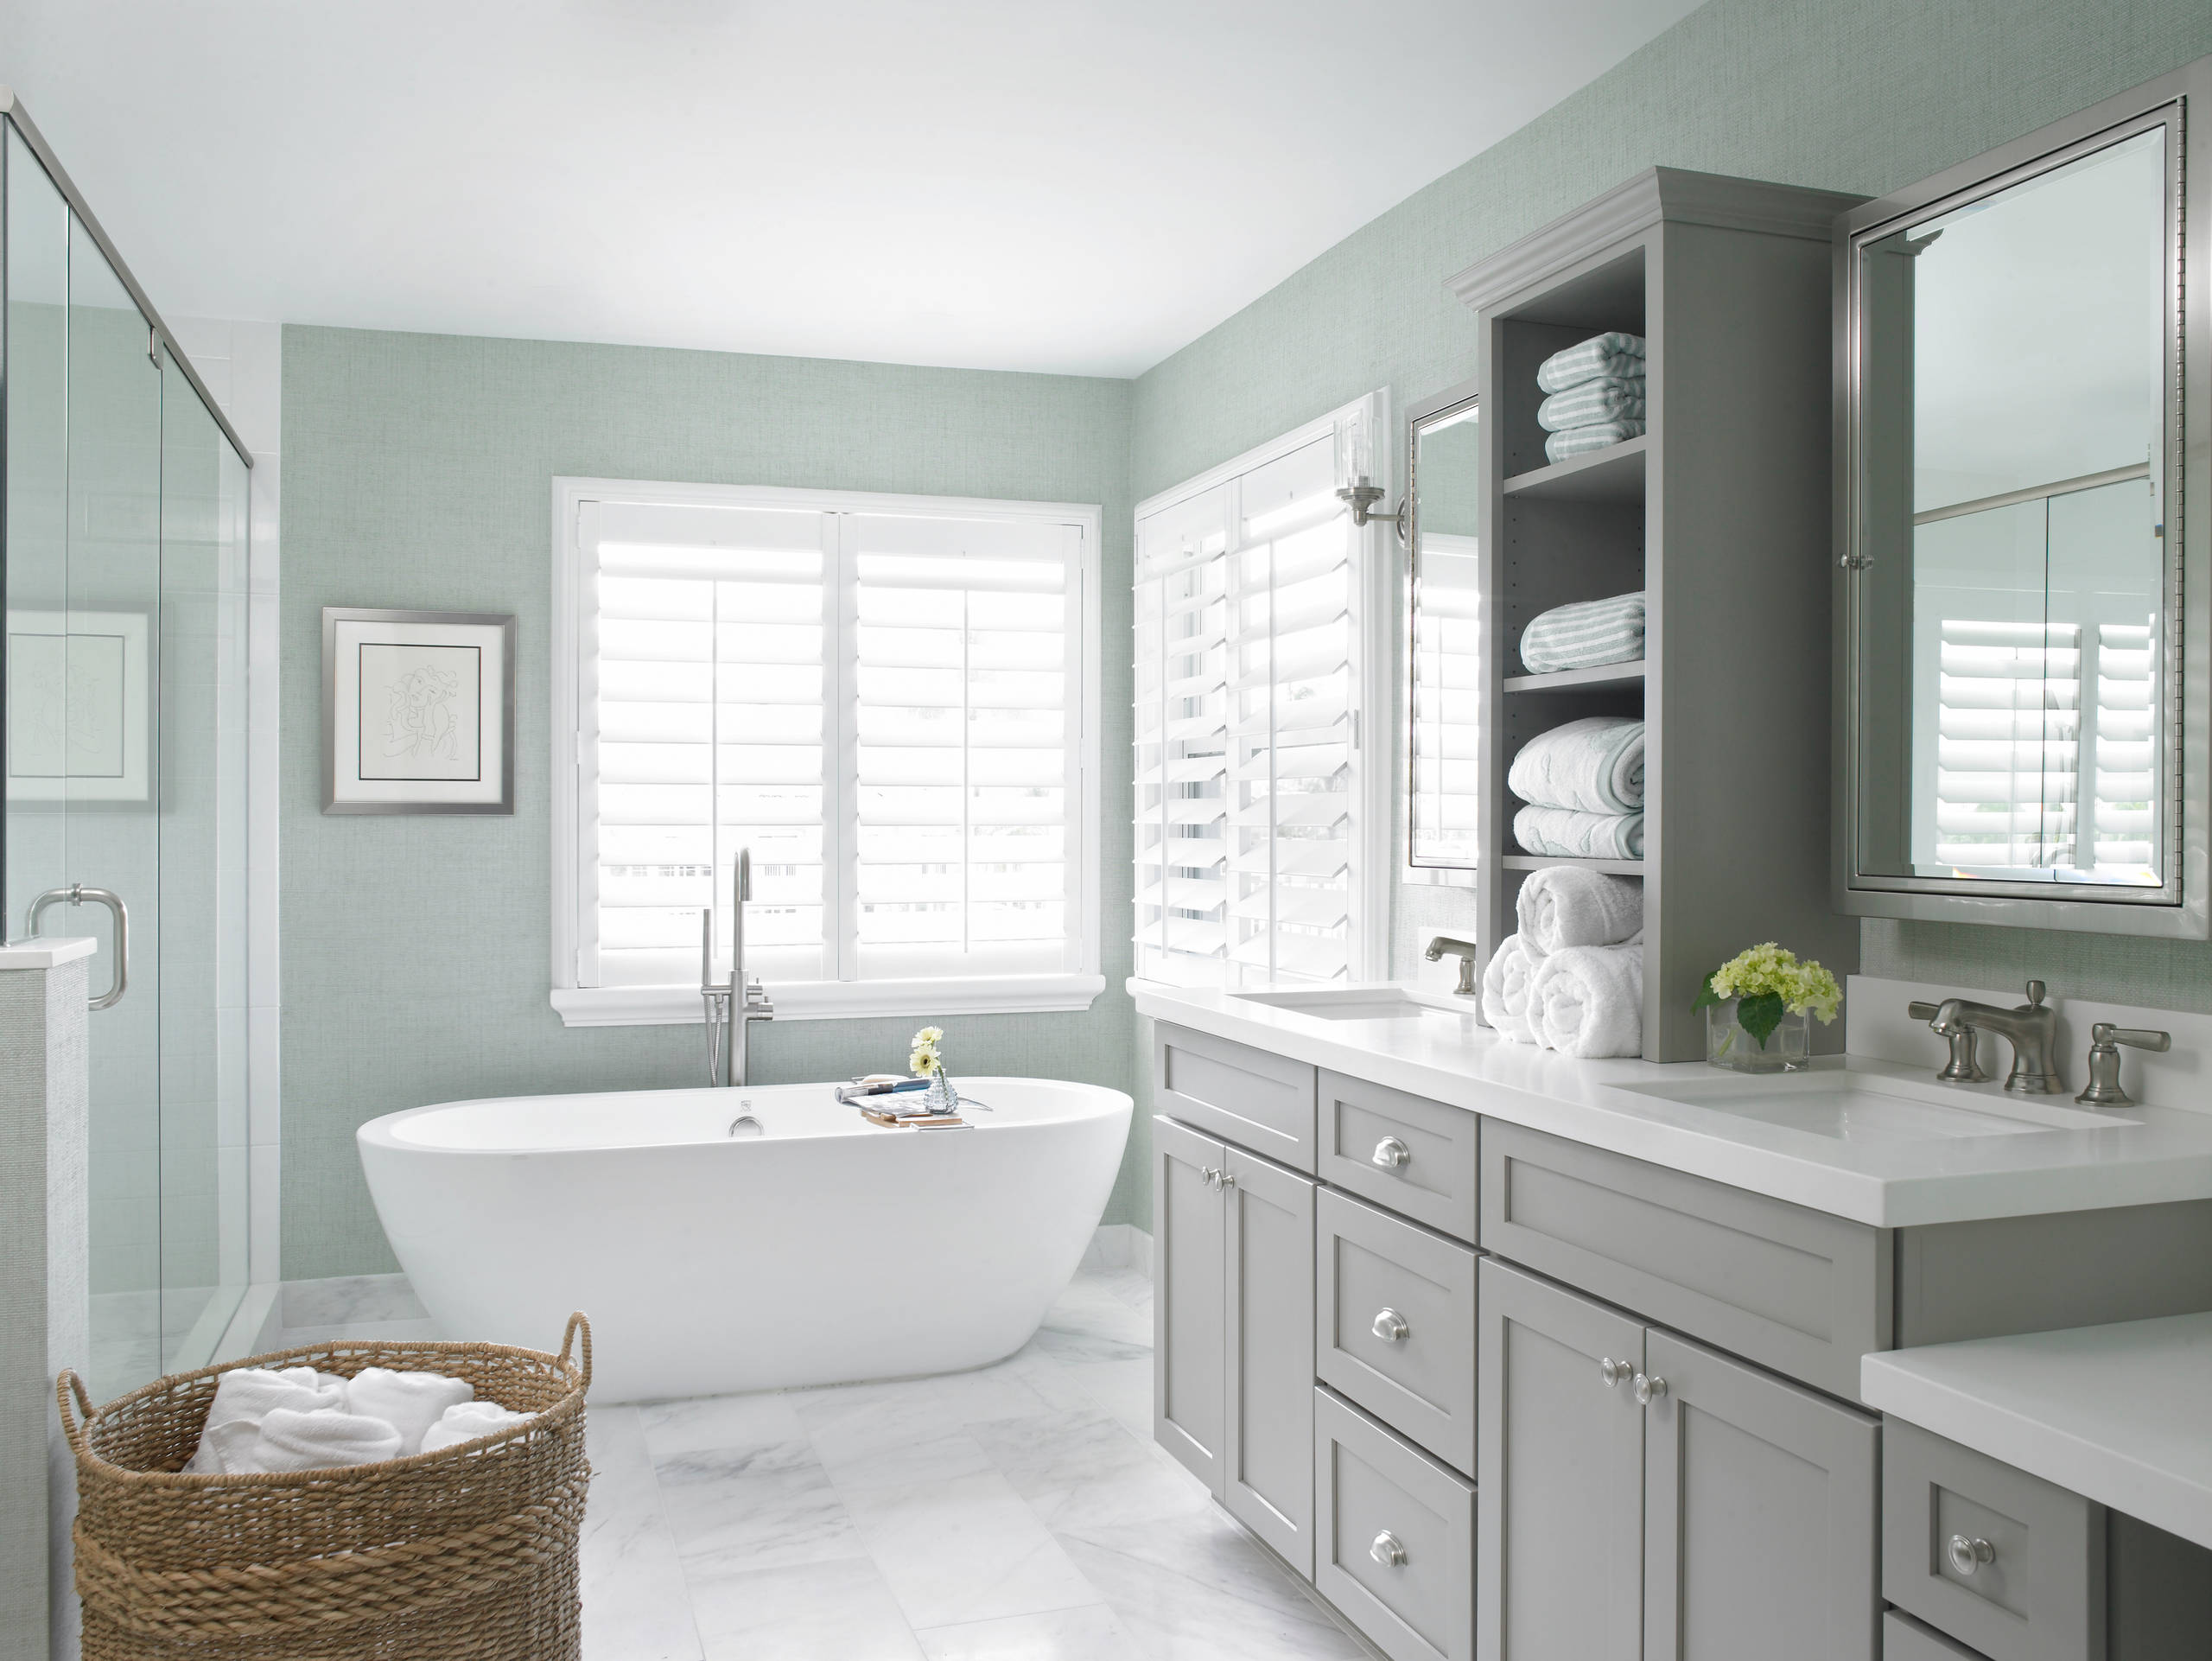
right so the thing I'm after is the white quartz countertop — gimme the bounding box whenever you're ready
[1129,977,2212,1228]
[1862,1315,2212,1550]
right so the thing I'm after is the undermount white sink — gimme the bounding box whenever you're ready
[1230,987,1476,1022]
[1618,1068,2138,1145]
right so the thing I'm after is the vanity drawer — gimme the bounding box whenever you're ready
[1314,1387,1474,1661]
[1317,1070,1478,1242]
[1317,1187,1477,1474]
[1883,1419,2105,1661]
[1155,1022,1316,1172]
[1884,1611,1992,1661]
[1480,1121,1889,1399]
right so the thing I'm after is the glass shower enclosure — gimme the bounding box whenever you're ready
[3,103,252,1397]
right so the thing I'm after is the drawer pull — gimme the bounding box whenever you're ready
[1199,1166,1237,1192]
[1947,1534,1996,1576]
[1370,1530,1408,1568]
[1372,1136,1411,1169]
[1633,1372,1667,1406]
[1599,1357,1633,1388]
[1371,1308,1410,1343]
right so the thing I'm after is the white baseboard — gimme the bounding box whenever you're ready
[1082,1223,1154,1276]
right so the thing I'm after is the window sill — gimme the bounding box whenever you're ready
[550,974,1108,1028]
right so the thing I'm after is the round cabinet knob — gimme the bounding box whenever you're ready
[1217,1170,1236,1190]
[1947,1535,1996,1576]
[1372,1308,1410,1343]
[1633,1373,1667,1406]
[1372,1136,1411,1170]
[1199,1167,1219,1189]
[1599,1357,1633,1388]
[1370,1530,1408,1568]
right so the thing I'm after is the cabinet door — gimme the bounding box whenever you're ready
[1642,1328,1879,1661]
[1154,1114,1226,1492]
[1223,1144,1317,1575]
[1476,1258,1644,1661]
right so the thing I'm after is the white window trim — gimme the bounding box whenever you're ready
[550,475,1104,1028]
[1130,391,1394,986]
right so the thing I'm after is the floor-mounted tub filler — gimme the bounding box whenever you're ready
[357,1077,1132,1402]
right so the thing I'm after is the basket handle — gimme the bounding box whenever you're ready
[558,1312,593,1391]
[54,1370,92,1456]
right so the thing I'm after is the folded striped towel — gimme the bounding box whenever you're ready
[1514,805,1645,861]
[1537,377,1646,433]
[1536,333,1647,393]
[1509,716,1643,813]
[1543,421,1645,464]
[1518,591,1646,674]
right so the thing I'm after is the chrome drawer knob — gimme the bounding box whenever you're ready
[1370,1530,1407,1568]
[1371,1308,1410,1343]
[1633,1372,1667,1406]
[1372,1136,1411,1169]
[1599,1357,1633,1388]
[1200,1166,1220,1188]
[1217,1169,1236,1190]
[1947,1534,1996,1576]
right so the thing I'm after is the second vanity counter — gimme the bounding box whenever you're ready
[1129,974,2212,1228]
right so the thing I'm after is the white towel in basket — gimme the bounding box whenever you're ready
[346,1367,475,1457]
[251,1406,406,1472]
[182,1366,343,1473]
[421,1401,532,1454]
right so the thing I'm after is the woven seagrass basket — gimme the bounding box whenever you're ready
[58,1313,592,1661]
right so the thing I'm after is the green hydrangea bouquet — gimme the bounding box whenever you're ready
[1692,943,1841,1053]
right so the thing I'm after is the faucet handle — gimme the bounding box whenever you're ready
[2025,980,2047,1008]
[2078,1022,2168,1107]
[1913,1000,1989,1084]
[1907,1001,1941,1022]
[2097,1023,2171,1053]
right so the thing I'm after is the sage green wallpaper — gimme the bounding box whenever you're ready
[1130,0,2212,997]
[281,328,1135,1278]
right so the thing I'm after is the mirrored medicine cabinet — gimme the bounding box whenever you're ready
[1403,379,1483,882]
[1837,55,2210,938]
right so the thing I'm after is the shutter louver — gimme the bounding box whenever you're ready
[1411,536,1480,867]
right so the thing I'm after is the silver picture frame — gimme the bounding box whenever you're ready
[322,608,517,815]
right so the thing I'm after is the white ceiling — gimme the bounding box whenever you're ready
[0,0,1705,377]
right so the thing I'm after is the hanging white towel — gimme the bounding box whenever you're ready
[253,1407,405,1472]
[1516,866,1644,954]
[344,1367,475,1458]
[1513,805,1644,861]
[182,1366,344,1474]
[1479,934,1547,1047]
[1509,716,1644,814]
[1530,944,1645,1059]
[420,1401,533,1454]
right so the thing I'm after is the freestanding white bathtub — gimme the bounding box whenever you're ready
[357,1077,1132,1403]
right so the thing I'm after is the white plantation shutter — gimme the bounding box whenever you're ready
[568,490,1092,1006]
[1410,533,1481,867]
[1135,399,1382,988]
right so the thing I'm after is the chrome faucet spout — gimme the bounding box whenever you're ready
[1925,981,2062,1095]
[1425,935,1480,998]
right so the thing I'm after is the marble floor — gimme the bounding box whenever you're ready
[579,1267,1375,1661]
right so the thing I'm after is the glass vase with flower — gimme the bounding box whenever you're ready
[1691,944,1841,1073]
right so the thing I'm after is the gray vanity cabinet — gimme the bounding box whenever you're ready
[1152,1112,1319,1577]
[1476,1257,1879,1661]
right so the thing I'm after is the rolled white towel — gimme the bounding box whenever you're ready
[1530,945,1644,1059]
[254,1407,404,1472]
[420,1401,533,1455]
[1516,866,1644,954]
[1479,934,1547,1047]
[1509,716,1643,814]
[343,1367,474,1457]
[183,1365,344,1474]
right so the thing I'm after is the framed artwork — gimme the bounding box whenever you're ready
[323,608,515,814]
[6,608,152,804]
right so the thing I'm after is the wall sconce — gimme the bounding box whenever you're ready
[1337,478,1407,544]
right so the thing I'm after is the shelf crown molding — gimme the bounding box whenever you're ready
[1445,166,1866,315]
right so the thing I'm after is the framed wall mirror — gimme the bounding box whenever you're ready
[1405,379,1482,881]
[1836,57,2209,937]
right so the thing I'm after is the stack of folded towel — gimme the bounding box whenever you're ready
[1509,715,1644,860]
[1481,866,1645,1057]
[1517,590,1645,675]
[181,1363,533,1474]
[1535,332,1646,464]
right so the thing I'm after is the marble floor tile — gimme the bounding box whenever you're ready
[968,1408,1211,1532]
[1058,1355,1157,1438]
[689,1556,922,1661]
[658,1440,866,1571]
[582,1409,703,1661]
[639,1391,806,1461]
[795,1379,998,1491]
[842,1471,1102,1631]
[914,1602,1141,1660]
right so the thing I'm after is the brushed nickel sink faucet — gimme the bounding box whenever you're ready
[1425,936,1480,997]
[2076,1023,2170,1109]
[1926,981,2062,1095]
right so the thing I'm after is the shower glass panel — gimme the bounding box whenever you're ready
[3,117,252,1397]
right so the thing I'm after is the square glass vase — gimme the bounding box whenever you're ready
[1705,999,1811,1074]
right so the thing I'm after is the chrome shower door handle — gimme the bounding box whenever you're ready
[27,884,129,1010]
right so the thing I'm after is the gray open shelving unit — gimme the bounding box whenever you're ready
[1446,168,1866,1060]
